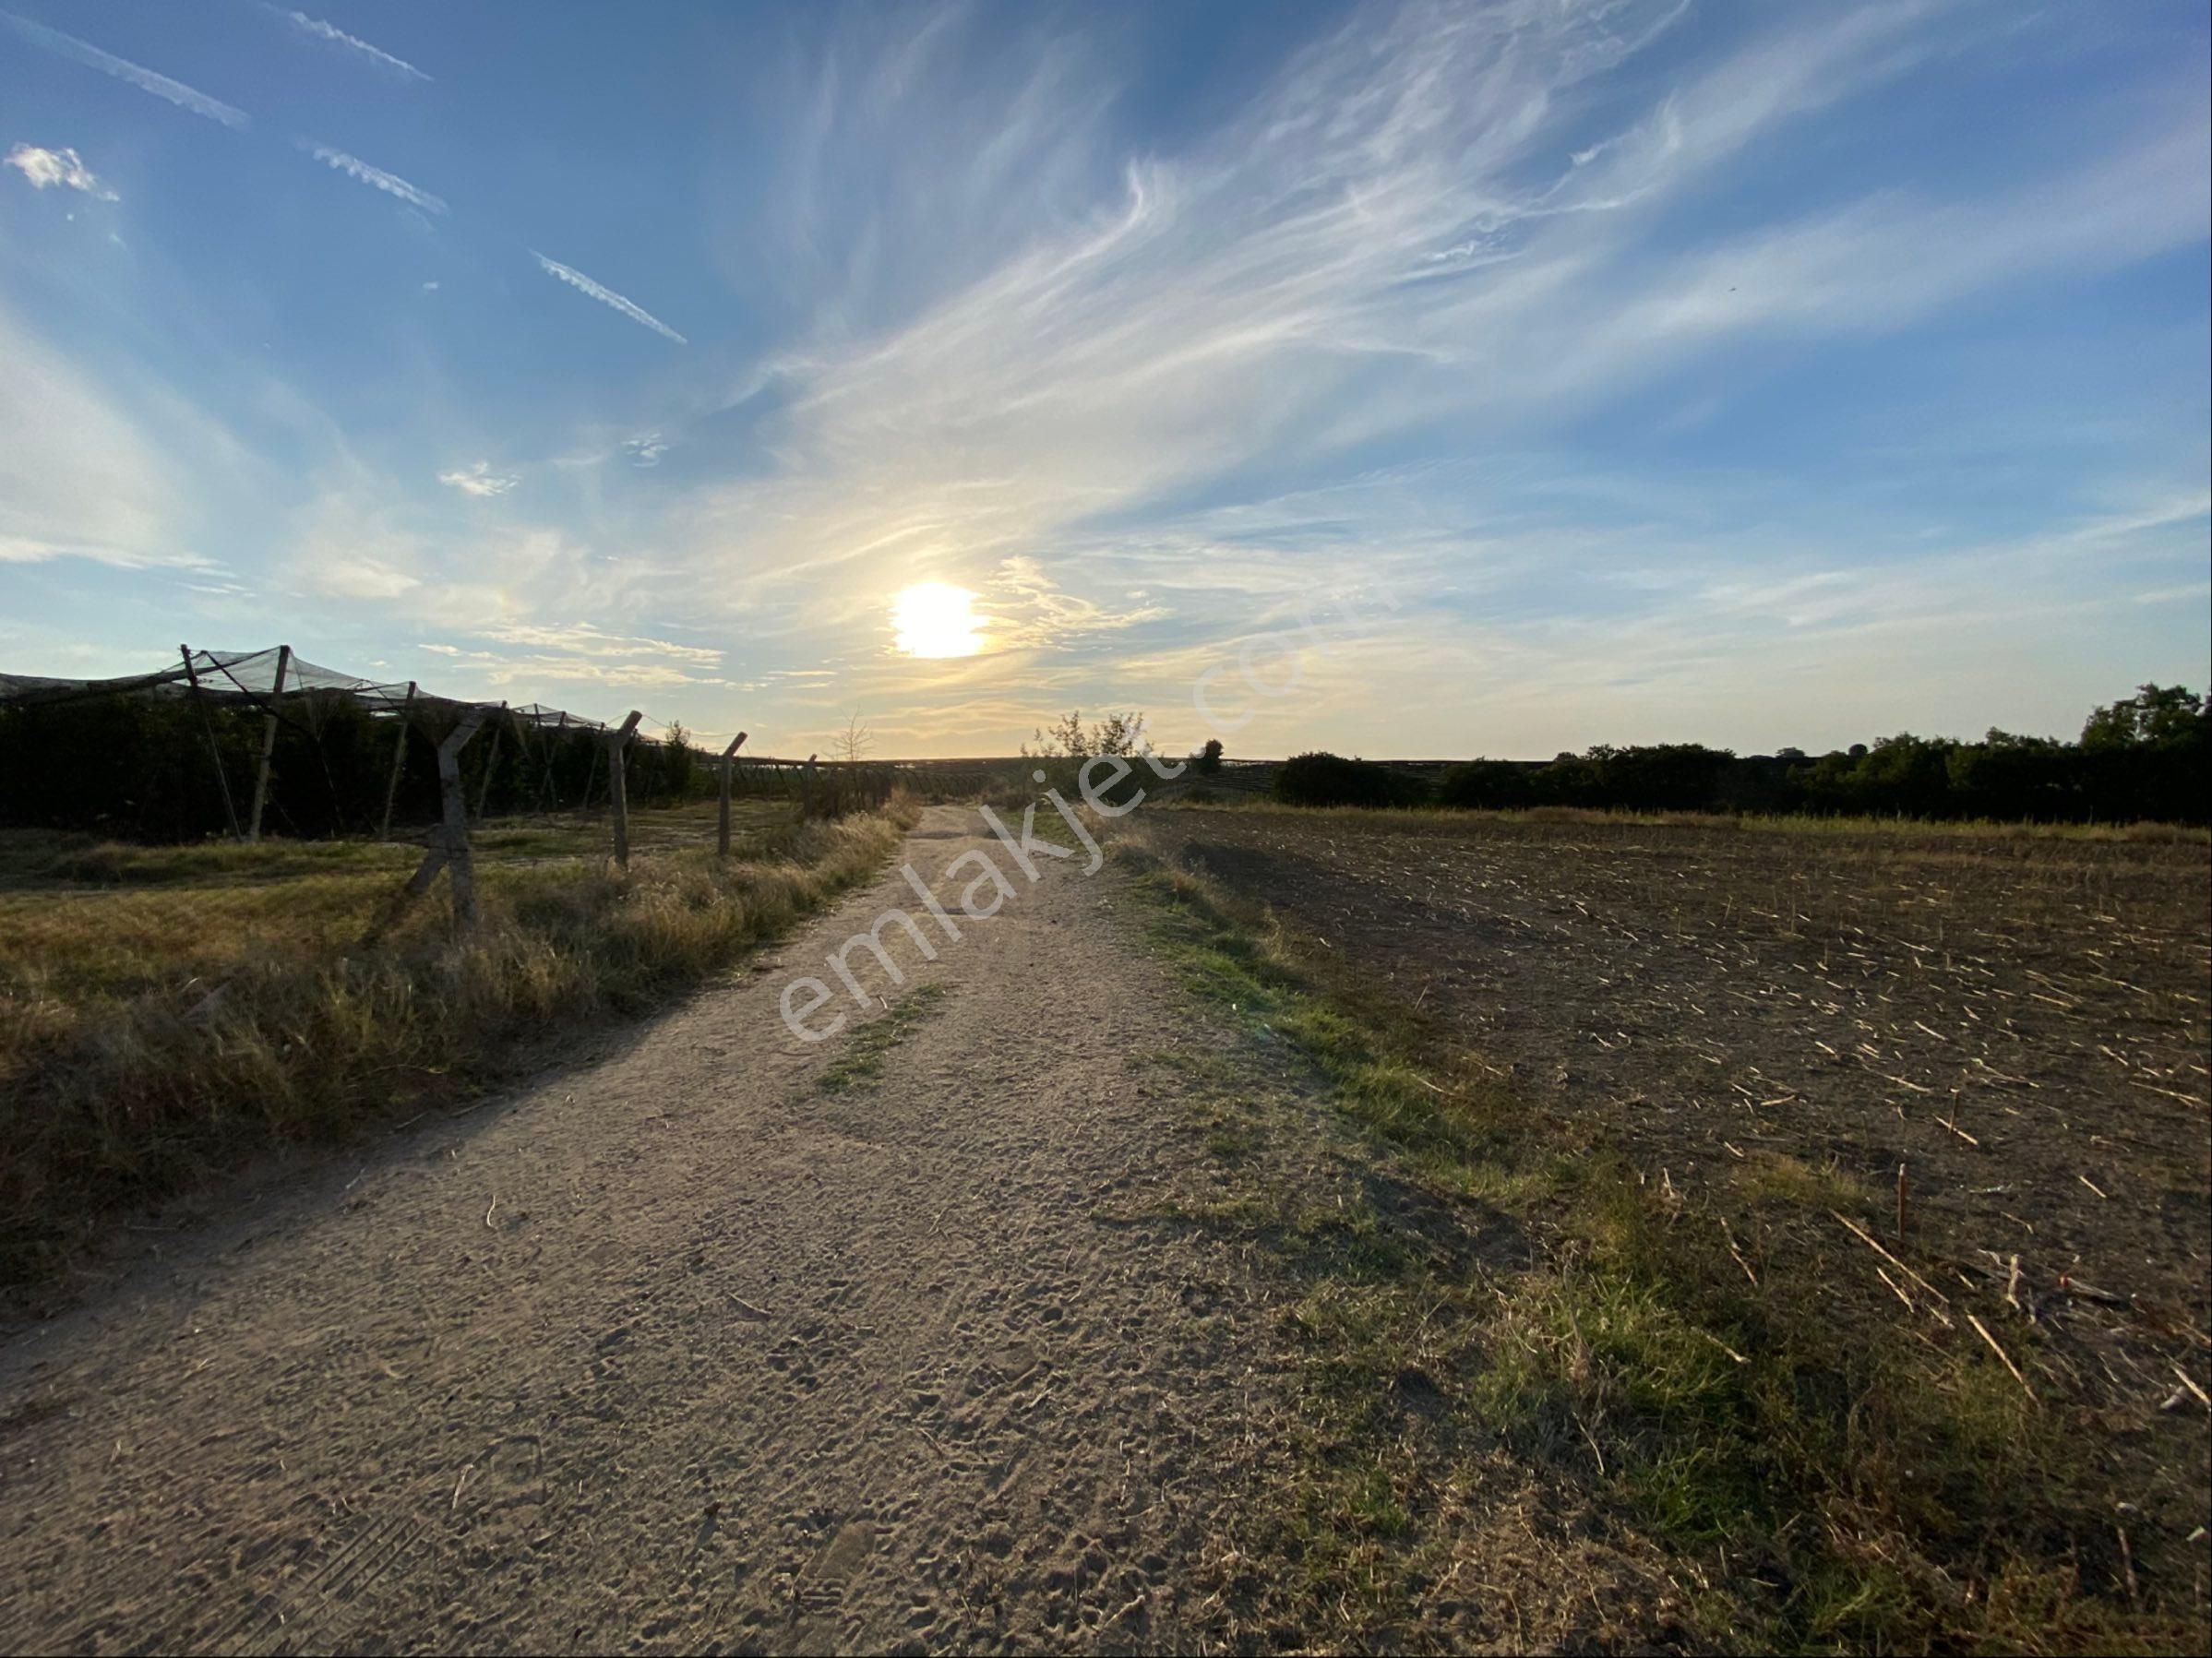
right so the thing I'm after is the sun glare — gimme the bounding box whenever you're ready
[891,581,985,659]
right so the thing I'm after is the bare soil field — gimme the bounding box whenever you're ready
[1142,804,2211,1641]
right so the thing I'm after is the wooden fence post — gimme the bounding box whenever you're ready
[178,645,242,841]
[438,710,486,930]
[802,753,819,821]
[360,708,486,944]
[540,711,567,813]
[608,710,643,868]
[717,730,749,856]
[245,643,292,844]
[474,701,508,822]
[379,681,417,841]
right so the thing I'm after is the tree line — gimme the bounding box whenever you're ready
[1272,684,2209,823]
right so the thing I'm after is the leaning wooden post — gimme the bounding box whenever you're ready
[607,710,643,869]
[378,681,418,841]
[717,730,750,856]
[245,643,292,843]
[361,707,485,945]
[802,753,819,821]
[178,645,242,841]
[437,710,488,931]
[473,702,508,822]
[540,711,567,813]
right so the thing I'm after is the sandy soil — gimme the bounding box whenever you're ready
[0,805,1285,1655]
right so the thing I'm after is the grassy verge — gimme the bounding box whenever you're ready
[1114,827,2201,1653]
[0,798,920,1295]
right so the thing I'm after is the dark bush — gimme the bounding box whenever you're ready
[1274,751,1427,808]
[1436,758,1533,809]
[1587,743,1734,811]
[1531,752,1601,807]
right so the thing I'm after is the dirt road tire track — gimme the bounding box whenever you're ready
[0,805,1286,1654]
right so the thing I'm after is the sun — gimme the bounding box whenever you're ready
[891,581,986,658]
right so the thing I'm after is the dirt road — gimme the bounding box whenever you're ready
[0,806,1279,1654]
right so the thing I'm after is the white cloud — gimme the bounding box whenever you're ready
[0,533,210,569]
[0,292,243,576]
[409,635,730,691]
[471,621,723,666]
[4,143,117,198]
[986,555,1167,650]
[438,461,517,498]
[531,251,688,343]
[1,12,250,129]
[314,559,421,600]
[301,142,448,215]
[269,7,431,84]
[649,0,2204,719]
[17,0,2191,760]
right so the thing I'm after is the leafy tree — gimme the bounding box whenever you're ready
[1589,743,1734,810]
[1531,751,1601,806]
[1436,757,1531,809]
[657,720,697,798]
[1196,737,1225,775]
[2080,685,2208,819]
[1847,734,1955,817]
[1945,730,2075,820]
[2082,684,2205,749]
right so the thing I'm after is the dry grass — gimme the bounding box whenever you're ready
[0,796,919,1293]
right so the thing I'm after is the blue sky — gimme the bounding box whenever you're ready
[2,0,2206,759]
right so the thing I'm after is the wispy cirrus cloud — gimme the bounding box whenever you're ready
[4,142,116,198]
[266,6,430,84]
[300,141,448,215]
[419,623,729,690]
[1,11,249,128]
[531,251,688,344]
[0,533,213,570]
[986,555,1166,651]
[438,460,517,497]
[610,0,2204,756]
[683,2,2200,611]
[471,622,723,666]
